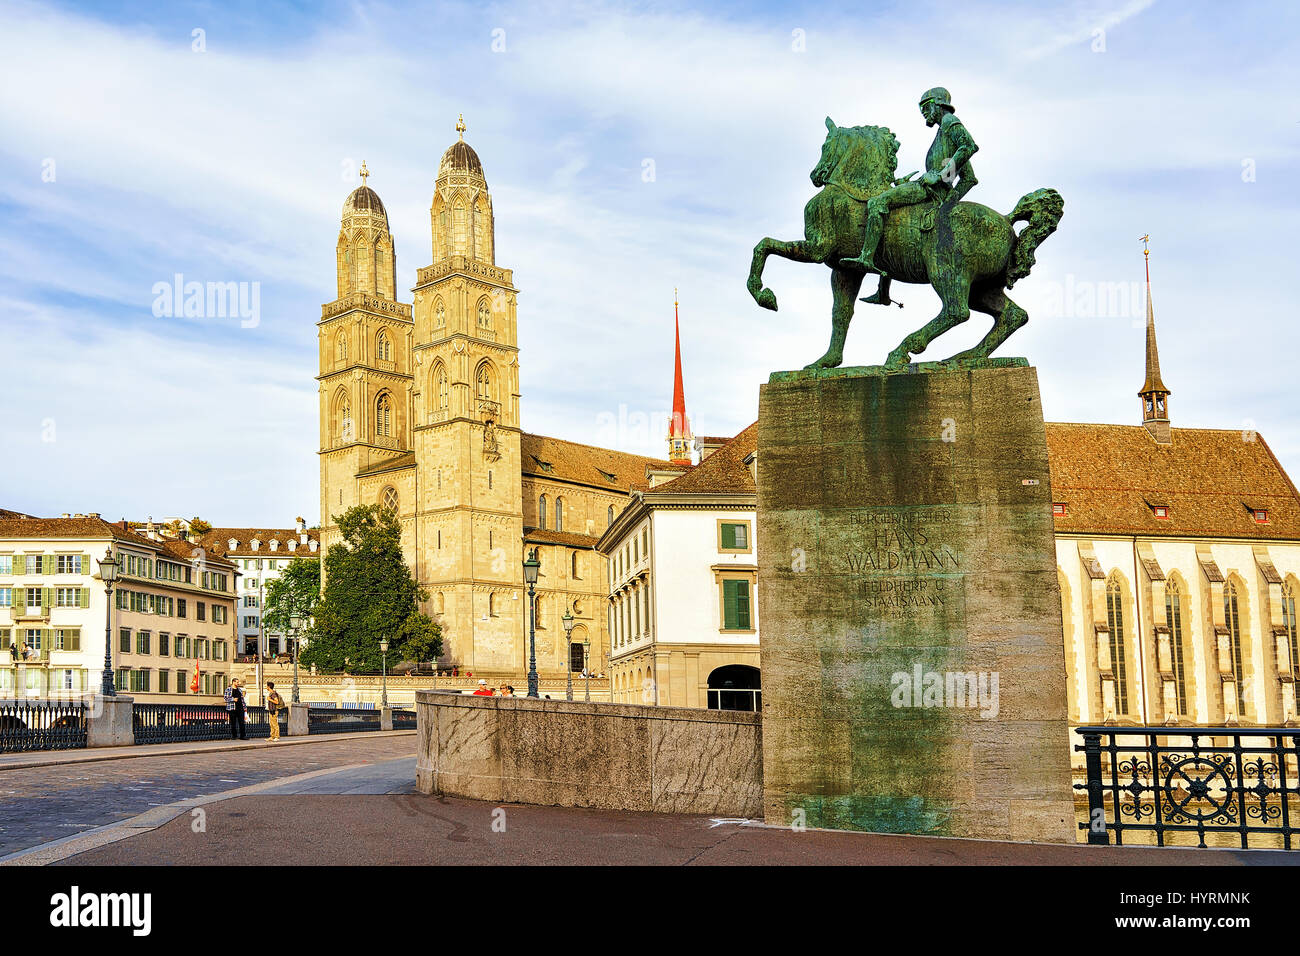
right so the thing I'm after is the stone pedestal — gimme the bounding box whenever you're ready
[380,706,393,731]
[288,703,310,737]
[756,361,1075,843]
[87,694,134,747]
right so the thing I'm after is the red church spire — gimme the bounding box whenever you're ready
[667,289,693,465]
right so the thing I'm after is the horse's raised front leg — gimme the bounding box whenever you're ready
[748,237,832,312]
[805,266,864,369]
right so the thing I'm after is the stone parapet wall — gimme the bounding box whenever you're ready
[416,691,761,816]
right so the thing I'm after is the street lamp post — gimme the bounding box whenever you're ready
[582,636,591,702]
[523,550,540,698]
[379,639,389,709]
[562,610,575,701]
[97,548,118,697]
[289,611,302,704]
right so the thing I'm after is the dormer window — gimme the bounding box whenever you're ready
[1153,506,1169,520]
[250,539,260,551]
[309,541,318,552]
[270,540,279,551]
[1052,503,1067,516]
[1254,509,1269,524]
[228,538,238,550]
[288,540,297,552]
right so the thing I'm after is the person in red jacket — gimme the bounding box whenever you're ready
[472,679,494,696]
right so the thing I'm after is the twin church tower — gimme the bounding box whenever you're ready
[317,119,682,679]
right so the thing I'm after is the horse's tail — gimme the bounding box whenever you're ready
[1005,188,1064,288]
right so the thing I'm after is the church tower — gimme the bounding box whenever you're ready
[411,117,524,672]
[318,164,416,556]
[1137,238,1171,444]
[666,290,694,465]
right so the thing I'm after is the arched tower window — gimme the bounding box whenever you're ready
[453,200,467,256]
[477,297,491,329]
[474,201,488,261]
[1225,581,1246,717]
[377,330,392,363]
[1166,580,1188,717]
[1105,578,1130,717]
[434,297,446,329]
[476,362,495,403]
[334,388,353,445]
[571,551,580,579]
[608,505,615,527]
[381,486,398,513]
[375,392,392,438]
[335,332,348,365]
[555,497,564,533]
[431,362,449,413]
[1284,583,1299,678]
[538,495,548,530]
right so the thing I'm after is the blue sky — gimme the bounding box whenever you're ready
[1,0,1297,526]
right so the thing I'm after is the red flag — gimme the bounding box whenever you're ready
[190,660,201,694]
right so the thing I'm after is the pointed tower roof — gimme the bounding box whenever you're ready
[1138,238,1169,397]
[666,289,693,466]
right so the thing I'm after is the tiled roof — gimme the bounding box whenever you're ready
[524,528,603,550]
[0,508,34,520]
[356,452,416,478]
[157,536,236,569]
[0,516,151,547]
[521,433,681,493]
[198,527,321,558]
[653,423,758,496]
[1045,423,1300,540]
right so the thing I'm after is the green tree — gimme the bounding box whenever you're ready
[189,517,213,534]
[301,504,441,673]
[262,556,322,638]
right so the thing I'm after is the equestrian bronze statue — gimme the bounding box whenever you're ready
[747,88,1063,369]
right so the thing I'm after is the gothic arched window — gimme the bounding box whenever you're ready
[377,330,392,363]
[432,363,449,413]
[381,486,398,513]
[434,297,446,329]
[453,200,467,255]
[571,551,580,579]
[375,392,392,438]
[555,497,564,533]
[1284,583,1299,677]
[477,297,491,329]
[476,362,494,403]
[335,389,352,444]
[538,495,548,530]
[1166,580,1188,716]
[1105,578,1129,717]
[335,332,348,365]
[1225,581,1246,718]
[608,505,615,527]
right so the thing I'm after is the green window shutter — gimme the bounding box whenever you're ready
[81,554,90,575]
[43,587,53,609]
[79,588,89,609]
[721,524,736,549]
[736,580,751,630]
[12,556,21,576]
[723,580,739,629]
[70,629,80,651]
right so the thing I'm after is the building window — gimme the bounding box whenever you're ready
[555,498,564,533]
[707,664,762,712]
[722,578,752,631]
[607,505,614,527]
[119,628,131,653]
[381,486,399,513]
[1284,584,1299,677]
[434,298,446,329]
[1254,509,1269,523]
[335,332,348,364]
[1105,580,1129,717]
[539,495,547,530]
[1152,505,1169,519]
[1052,502,1067,516]
[477,297,491,329]
[476,363,494,403]
[377,330,392,362]
[571,551,581,579]
[569,640,585,673]
[719,520,751,553]
[433,363,449,411]
[1225,582,1246,718]
[1166,582,1188,716]
[375,392,392,438]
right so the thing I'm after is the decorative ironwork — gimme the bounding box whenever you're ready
[1075,725,1300,849]
[0,699,88,752]
[133,703,281,744]
[307,705,382,734]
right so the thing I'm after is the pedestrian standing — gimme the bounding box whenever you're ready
[265,681,284,741]
[225,678,249,740]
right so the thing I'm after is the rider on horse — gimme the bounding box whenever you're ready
[842,87,980,280]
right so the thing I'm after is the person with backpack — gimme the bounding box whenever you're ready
[265,681,285,741]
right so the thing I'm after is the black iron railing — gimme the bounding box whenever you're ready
[1074,725,1300,849]
[133,703,288,744]
[391,707,416,729]
[0,699,88,752]
[308,705,381,734]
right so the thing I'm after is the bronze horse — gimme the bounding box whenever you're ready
[747,118,1063,368]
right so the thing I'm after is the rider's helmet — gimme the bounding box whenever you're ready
[919,87,953,110]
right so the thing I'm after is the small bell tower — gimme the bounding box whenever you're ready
[1137,237,1171,444]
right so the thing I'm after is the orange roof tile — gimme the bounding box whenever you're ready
[1045,423,1300,540]
[653,423,757,495]
[521,432,680,493]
